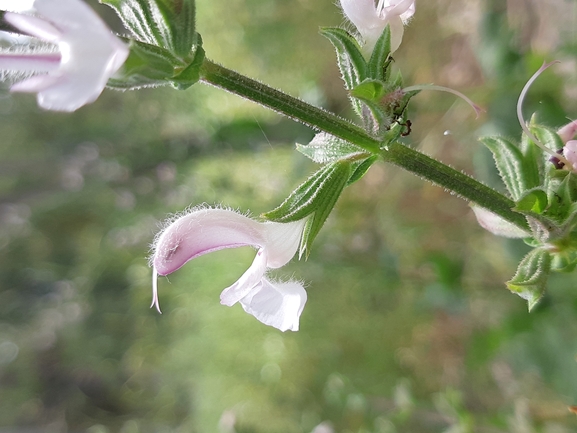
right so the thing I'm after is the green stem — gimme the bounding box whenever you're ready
[200,58,380,153]
[383,142,529,230]
[199,58,529,231]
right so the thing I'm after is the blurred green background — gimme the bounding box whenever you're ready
[1,0,577,432]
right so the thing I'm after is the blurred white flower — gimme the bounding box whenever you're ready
[0,0,128,111]
[339,0,415,54]
[151,207,307,332]
[558,120,577,171]
[471,205,529,239]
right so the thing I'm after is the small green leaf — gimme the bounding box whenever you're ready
[367,25,392,81]
[347,155,378,185]
[480,136,533,200]
[319,27,367,90]
[101,0,197,58]
[107,39,179,89]
[516,189,548,214]
[506,248,551,311]
[298,162,352,258]
[263,161,351,223]
[171,43,205,89]
[296,133,367,164]
[350,79,387,102]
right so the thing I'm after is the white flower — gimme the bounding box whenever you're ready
[0,0,128,111]
[471,205,529,239]
[339,0,415,54]
[151,208,307,332]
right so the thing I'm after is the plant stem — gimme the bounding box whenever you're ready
[199,58,528,231]
[383,142,528,229]
[200,58,380,152]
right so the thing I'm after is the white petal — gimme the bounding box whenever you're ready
[220,248,268,307]
[340,0,382,35]
[34,0,112,35]
[471,205,529,238]
[263,219,306,269]
[239,279,307,332]
[4,12,61,41]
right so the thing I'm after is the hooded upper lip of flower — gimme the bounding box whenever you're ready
[151,207,307,332]
[0,0,128,111]
[339,0,416,53]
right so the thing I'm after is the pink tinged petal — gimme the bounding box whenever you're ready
[152,208,266,276]
[558,120,577,144]
[0,53,61,72]
[471,205,530,238]
[10,74,59,93]
[4,12,61,41]
[220,248,269,307]
[239,279,307,332]
[263,219,306,269]
[379,0,415,21]
[563,140,577,172]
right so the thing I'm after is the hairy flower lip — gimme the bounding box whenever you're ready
[150,207,307,331]
[0,0,128,111]
[558,120,577,143]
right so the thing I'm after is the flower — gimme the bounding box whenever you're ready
[0,0,128,111]
[471,205,529,239]
[151,207,307,332]
[339,0,415,54]
[558,120,577,171]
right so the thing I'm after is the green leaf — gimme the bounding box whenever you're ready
[516,189,548,214]
[101,0,196,58]
[263,161,351,223]
[506,248,551,311]
[347,155,378,185]
[480,136,535,200]
[171,43,205,89]
[319,27,367,90]
[298,162,352,258]
[107,39,179,89]
[350,79,386,102]
[367,25,392,81]
[296,133,367,164]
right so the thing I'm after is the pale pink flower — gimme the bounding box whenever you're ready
[471,205,529,239]
[558,120,577,171]
[339,0,416,53]
[0,0,128,111]
[151,208,307,332]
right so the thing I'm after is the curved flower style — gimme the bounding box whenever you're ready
[151,208,307,332]
[340,0,415,54]
[0,0,128,111]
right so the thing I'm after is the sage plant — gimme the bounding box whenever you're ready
[1,0,575,329]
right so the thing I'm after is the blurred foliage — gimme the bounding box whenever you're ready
[1,0,577,432]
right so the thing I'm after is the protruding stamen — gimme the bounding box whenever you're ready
[403,84,484,118]
[516,61,570,166]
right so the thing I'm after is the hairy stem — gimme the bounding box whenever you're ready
[199,58,528,231]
